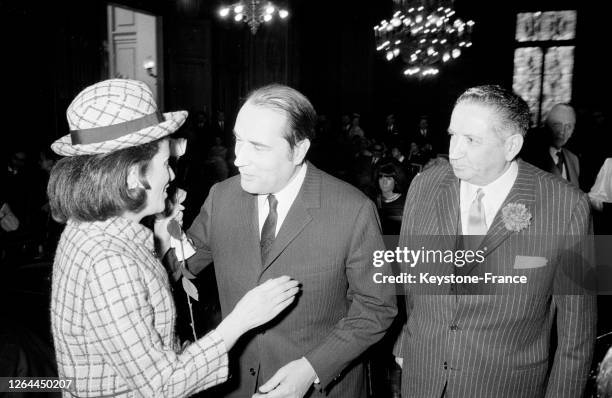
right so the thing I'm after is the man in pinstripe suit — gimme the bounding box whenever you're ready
[168,84,397,398]
[393,85,596,397]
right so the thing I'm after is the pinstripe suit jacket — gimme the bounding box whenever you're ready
[393,159,596,398]
[178,162,397,397]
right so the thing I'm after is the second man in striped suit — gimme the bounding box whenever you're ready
[393,85,596,398]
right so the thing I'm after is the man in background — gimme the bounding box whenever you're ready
[524,103,580,188]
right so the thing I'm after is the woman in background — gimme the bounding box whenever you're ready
[374,159,409,235]
[49,79,298,397]
[369,158,408,398]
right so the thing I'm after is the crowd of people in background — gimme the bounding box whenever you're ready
[1,147,62,263]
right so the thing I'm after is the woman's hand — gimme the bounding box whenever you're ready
[233,275,300,330]
[153,189,186,257]
[215,276,300,350]
[153,203,183,254]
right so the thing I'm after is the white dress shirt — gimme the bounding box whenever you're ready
[257,163,307,237]
[460,161,518,234]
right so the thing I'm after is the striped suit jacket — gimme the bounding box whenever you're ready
[176,162,397,398]
[394,159,596,398]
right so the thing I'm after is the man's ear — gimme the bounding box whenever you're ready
[292,139,311,165]
[126,164,142,190]
[505,133,524,161]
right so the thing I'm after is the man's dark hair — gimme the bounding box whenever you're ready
[47,139,162,223]
[244,84,317,150]
[455,85,531,137]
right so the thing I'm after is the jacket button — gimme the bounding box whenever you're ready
[444,361,448,370]
[249,368,256,376]
[450,324,459,331]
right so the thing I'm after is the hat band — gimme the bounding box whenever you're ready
[70,111,164,145]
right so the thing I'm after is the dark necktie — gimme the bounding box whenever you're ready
[260,194,278,263]
[556,150,569,181]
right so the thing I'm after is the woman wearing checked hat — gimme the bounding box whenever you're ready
[48,79,299,397]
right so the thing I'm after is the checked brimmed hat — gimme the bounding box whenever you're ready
[51,79,187,156]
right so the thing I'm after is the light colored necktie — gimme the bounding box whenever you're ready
[467,189,487,236]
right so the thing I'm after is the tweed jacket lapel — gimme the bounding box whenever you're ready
[260,162,319,274]
[461,160,536,275]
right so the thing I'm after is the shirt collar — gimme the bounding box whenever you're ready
[460,161,518,228]
[462,161,517,197]
[258,162,307,205]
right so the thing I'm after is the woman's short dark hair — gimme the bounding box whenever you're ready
[374,158,409,194]
[48,139,163,223]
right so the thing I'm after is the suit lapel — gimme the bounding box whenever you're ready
[563,148,579,185]
[436,168,461,236]
[462,160,536,275]
[260,163,319,274]
[434,168,461,276]
[546,151,556,174]
[242,189,265,274]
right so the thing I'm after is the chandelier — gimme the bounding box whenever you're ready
[374,0,474,78]
[218,1,289,35]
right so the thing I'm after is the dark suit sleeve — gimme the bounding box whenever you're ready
[165,184,216,281]
[304,199,397,388]
[545,195,597,398]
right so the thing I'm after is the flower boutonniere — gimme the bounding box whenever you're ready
[501,202,532,232]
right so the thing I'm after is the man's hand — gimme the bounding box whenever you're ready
[395,356,403,368]
[252,358,317,398]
